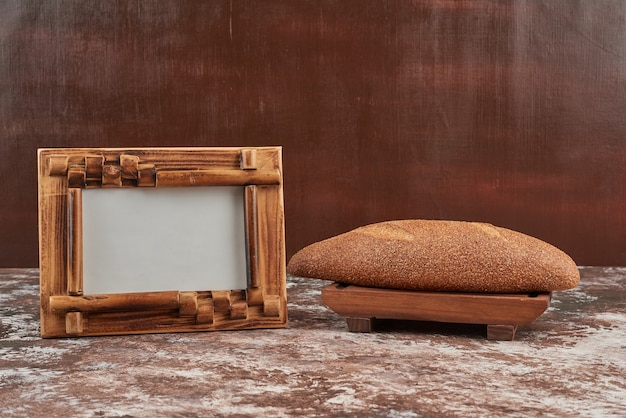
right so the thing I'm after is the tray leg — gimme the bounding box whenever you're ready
[487,325,518,341]
[346,317,376,333]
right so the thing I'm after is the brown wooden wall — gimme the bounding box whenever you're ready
[1,1,625,267]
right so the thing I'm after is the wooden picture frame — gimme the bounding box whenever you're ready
[38,147,287,337]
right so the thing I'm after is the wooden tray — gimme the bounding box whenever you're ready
[321,283,551,340]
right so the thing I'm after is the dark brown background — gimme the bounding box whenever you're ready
[1,1,625,268]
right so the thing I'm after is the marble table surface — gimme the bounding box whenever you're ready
[1,267,625,417]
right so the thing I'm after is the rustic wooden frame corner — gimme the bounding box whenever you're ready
[38,147,286,337]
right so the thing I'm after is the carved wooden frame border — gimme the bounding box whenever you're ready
[38,147,286,337]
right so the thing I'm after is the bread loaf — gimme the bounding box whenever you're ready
[287,220,580,293]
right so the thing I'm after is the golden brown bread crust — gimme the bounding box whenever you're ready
[287,220,580,293]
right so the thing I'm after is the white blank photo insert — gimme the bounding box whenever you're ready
[82,186,248,294]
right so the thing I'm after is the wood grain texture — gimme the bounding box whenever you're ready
[64,311,84,335]
[245,185,259,288]
[487,325,518,341]
[38,147,287,337]
[346,317,376,333]
[66,188,83,295]
[322,283,551,329]
[2,1,626,266]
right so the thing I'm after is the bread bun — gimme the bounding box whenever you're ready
[287,220,580,293]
